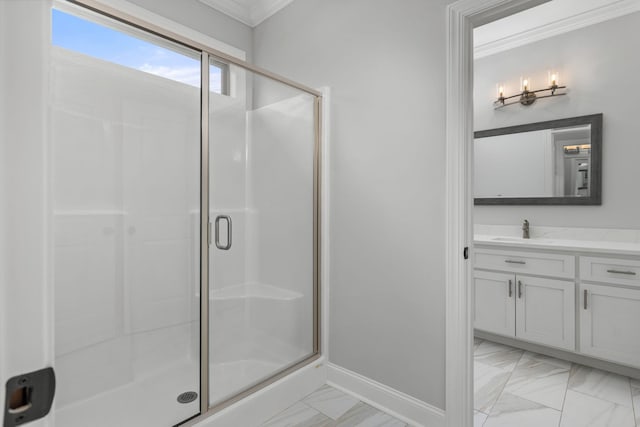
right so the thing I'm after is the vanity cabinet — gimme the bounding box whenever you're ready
[474,268,575,350]
[475,239,640,370]
[579,275,640,368]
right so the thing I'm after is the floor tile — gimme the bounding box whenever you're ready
[262,402,333,427]
[474,361,512,413]
[559,390,635,427]
[503,352,570,410]
[484,392,561,427]
[474,410,488,427]
[303,385,360,420]
[474,341,640,427]
[333,402,407,427]
[474,341,524,371]
[568,365,632,407]
[518,351,572,370]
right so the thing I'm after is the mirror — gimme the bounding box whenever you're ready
[474,114,602,205]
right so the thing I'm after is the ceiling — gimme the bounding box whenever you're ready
[474,0,640,58]
[199,0,295,27]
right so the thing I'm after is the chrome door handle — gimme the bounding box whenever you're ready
[518,280,523,299]
[505,260,526,265]
[584,289,588,310]
[606,269,636,276]
[214,215,232,250]
[508,279,513,298]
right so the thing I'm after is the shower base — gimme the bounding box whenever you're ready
[54,359,281,427]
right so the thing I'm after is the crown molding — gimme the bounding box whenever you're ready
[199,0,295,27]
[199,0,251,26]
[474,0,640,58]
[250,0,295,25]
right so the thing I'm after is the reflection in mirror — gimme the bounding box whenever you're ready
[474,114,602,205]
[556,127,591,197]
[475,125,591,198]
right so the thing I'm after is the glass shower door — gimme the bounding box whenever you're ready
[208,61,319,406]
[51,6,201,426]
[49,3,321,423]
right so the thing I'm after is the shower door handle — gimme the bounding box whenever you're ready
[214,215,232,250]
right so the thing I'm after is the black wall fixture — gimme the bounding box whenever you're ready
[4,367,55,427]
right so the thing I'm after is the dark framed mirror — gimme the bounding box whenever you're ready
[474,114,603,205]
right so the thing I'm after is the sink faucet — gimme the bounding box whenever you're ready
[522,219,530,239]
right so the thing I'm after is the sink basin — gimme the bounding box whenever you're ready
[489,236,555,244]
[491,237,525,242]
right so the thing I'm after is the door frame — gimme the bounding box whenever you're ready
[444,1,552,426]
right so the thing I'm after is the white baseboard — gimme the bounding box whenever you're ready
[189,358,327,427]
[326,363,445,427]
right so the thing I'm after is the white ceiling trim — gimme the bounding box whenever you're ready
[199,0,295,27]
[250,0,295,26]
[200,0,250,26]
[474,0,640,59]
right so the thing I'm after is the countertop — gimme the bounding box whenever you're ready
[474,234,640,256]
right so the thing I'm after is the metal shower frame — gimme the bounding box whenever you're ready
[65,1,323,424]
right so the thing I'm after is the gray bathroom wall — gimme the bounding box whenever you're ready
[253,0,453,409]
[474,12,640,229]
[126,0,253,58]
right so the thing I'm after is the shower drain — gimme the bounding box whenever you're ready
[177,391,198,404]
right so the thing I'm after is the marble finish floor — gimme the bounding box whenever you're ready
[474,338,640,427]
[261,385,408,427]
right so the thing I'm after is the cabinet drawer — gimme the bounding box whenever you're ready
[475,248,575,279]
[580,256,640,287]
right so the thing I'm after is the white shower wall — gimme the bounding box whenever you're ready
[52,45,315,411]
[51,46,201,410]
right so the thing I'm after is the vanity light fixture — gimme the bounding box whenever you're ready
[564,144,591,154]
[494,71,567,110]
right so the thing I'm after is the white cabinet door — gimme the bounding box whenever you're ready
[474,271,515,337]
[516,276,575,350]
[580,283,640,368]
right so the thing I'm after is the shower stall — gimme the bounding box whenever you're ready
[46,2,321,426]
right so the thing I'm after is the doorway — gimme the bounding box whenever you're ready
[446,1,640,426]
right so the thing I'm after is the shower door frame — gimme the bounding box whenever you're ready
[64,1,323,424]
